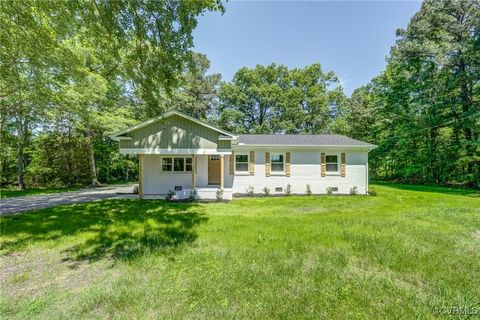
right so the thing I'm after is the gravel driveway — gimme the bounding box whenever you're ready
[0,185,137,215]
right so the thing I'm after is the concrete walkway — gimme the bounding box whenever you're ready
[0,185,137,215]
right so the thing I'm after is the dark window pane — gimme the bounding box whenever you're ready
[162,158,172,171]
[185,165,192,172]
[186,158,192,164]
[326,155,337,163]
[236,154,248,162]
[174,158,184,171]
[326,163,338,172]
[236,163,248,172]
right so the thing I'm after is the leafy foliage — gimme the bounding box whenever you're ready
[216,188,224,202]
[219,63,348,134]
[262,187,271,196]
[345,0,480,187]
[1,0,478,191]
[0,0,223,189]
[306,184,312,196]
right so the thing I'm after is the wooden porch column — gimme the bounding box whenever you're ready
[139,154,144,199]
[191,155,196,189]
[220,154,225,189]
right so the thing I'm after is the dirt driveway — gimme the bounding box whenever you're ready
[0,185,136,215]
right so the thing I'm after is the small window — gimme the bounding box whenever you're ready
[185,157,193,172]
[210,155,220,161]
[271,153,284,172]
[326,155,338,172]
[235,154,249,172]
[174,157,184,172]
[162,157,172,171]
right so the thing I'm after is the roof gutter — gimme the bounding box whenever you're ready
[110,136,132,141]
[235,144,376,149]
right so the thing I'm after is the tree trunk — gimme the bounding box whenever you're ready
[458,57,475,186]
[0,111,8,185]
[86,130,100,187]
[17,117,26,190]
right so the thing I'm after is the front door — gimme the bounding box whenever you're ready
[208,155,221,185]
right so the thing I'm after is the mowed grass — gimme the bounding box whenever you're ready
[0,187,79,198]
[0,184,479,319]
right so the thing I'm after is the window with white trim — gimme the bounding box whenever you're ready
[271,153,284,173]
[173,157,184,172]
[186,157,193,172]
[161,157,172,171]
[326,155,338,172]
[235,153,249,173]
[161,156,192,172]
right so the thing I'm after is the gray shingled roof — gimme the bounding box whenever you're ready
[237,134,375,147]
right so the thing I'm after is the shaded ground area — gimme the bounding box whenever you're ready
[0,185,136,215]
[1,200,206,262]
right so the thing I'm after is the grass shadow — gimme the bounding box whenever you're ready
[371,181,480,197]
[0,199,207,263]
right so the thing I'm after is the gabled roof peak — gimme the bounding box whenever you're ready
[110,110,237,140]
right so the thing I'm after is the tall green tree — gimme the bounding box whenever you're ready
[0,0,223,189]
[141,53,222,119]
[219,63,346,134]
[354,0,480,186]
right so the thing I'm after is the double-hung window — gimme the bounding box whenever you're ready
[185,157,193,172]
[161,157,173,171]
[235,153,249,173]
[161,156,192,172]
[173,157,184,172]
[326,155,339,173]
[271,153,284,173]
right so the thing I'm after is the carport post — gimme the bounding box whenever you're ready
[192,155,196,189]
[220,155,224,189]
[139,154,144,199]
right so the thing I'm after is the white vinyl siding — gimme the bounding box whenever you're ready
[225,150,368,195]
[142,150,369,196]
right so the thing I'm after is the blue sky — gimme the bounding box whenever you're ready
[193,1,422,96]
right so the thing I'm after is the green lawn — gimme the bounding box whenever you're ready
[1,184,479,319]
[0,187,79,198]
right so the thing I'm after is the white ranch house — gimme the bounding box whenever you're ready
[111,111,376,200]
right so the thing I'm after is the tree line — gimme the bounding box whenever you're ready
[1,0,479,190]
